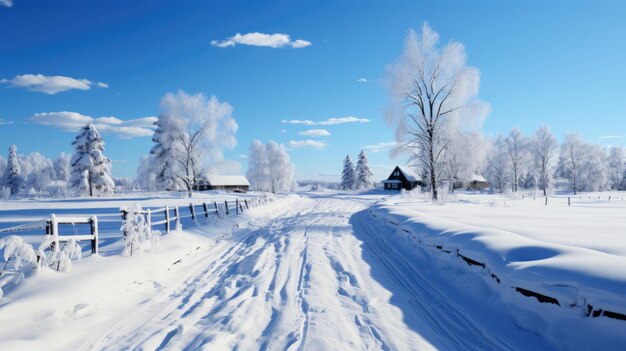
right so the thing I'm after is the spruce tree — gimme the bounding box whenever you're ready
[341,155,356,190]
[69,123,115,196]
[2,145,22,195]
[355,149,373,190]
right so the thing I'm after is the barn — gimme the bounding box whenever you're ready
[194,175,250,193]
[382,166,423,191]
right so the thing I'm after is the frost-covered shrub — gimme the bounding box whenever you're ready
[37,236,81,272]
[0,236,38,297]
[121,204,161,256]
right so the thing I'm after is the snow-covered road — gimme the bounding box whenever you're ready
[80,194,529,351]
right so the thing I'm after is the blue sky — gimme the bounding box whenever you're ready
[1,0,625,181]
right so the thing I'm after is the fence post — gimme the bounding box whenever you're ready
[203,202,209,218]
[545,197,548,206]
[90,215,99,255]
[189,203,196,220]
[120,207,128,236]
[147,208,152,229]
[175,206,180,230]
[214,201,219,216]
[236,199,240,215]
[50,214,60,252]
[225,201,229,215]
[239,199,244,213]
[165,205,170,233]
[568,197,571,206]
[245,199,249,209]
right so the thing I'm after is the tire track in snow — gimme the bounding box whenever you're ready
[351,209,514,351]
[82,200,314,351]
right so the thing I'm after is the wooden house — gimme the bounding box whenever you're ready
[382,166,423,191]
[467,174,489,190]
[194,175,250,193]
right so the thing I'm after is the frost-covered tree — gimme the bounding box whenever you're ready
[355,149,374,190]
[506,128,529,192]
[530,125,558,196]
[54,153,71,184]
[444,132,488,188]
[557,133,585,194]
[135,155,158,192]
[581,144,609,192]
[384,22,489,200]
[151,91,238,197]
[246,140,294,193]
[341,155,356,190]
[607,146,625,190]
[2,145,22,195]
[266,141,294,193]
[21,152,56,194]
[485,136,510,193]
[246,140,270,192]
[69,123,115,197]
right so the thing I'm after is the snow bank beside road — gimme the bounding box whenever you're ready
[371,196,626,321]
[0,194,300,351]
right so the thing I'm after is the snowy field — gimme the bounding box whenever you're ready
[0,191,625,350]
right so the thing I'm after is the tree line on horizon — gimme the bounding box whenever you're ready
[383,22,626,199]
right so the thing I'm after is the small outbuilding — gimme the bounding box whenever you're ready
[194,175,250,193]
[383,166,423,191]
[467,174,489,190]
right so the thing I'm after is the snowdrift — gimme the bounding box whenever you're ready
[371,197,626,321]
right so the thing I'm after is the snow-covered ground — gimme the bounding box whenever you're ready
[0,190,625,350]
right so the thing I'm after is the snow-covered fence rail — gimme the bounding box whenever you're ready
[0,215,99,255]
[120,196,270,234]
[0,220,48,234]
[46,215,99,255]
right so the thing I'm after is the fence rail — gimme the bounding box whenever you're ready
[0,195,274,259]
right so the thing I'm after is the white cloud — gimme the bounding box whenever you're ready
[239,154,248,158]
[287,140,328,150]
[280,129,287,133]
[362,141,397,153]
[298,129,330,137]
[0,0,12,7]
[282,116,369,126]
[0,118,12,125]
[1,74,109,94]
[211,32,311,49]
[600,134,626,139]
[30,111,157,138]
[357,78,368,83]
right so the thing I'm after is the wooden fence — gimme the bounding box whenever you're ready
[120,198,255,234]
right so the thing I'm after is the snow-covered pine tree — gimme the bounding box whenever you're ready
[69,123,115,197]
[341,155,356,190]
[355,149,373,190]
[2,145,21,195]
[150,117,179,191]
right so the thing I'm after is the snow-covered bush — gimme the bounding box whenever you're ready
[37,236,81,272]
[121,204,161,256]
[0,236,38,298]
